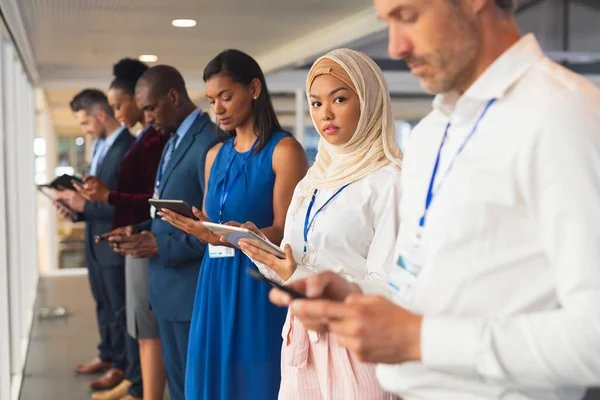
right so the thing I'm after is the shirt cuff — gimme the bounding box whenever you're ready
[285,264,313,284]
[421,315,486,377]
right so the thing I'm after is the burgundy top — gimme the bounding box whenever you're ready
[109,126,169,228]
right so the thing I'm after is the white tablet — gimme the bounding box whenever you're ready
[202,222,285,259]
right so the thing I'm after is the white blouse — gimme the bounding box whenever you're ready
[252,163,401,294]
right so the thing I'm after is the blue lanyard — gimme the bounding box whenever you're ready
[219,138,258,223]
[123,124,151,160]
[303,184,351,255]
[419,98,496,228]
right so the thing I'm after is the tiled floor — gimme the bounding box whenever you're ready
[19,275,171,400]
[20,275,104,400]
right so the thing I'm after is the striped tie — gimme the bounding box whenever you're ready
[160,135,177,176]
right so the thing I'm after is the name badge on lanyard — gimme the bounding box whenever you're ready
[388,232,426,304]
[150,182,159,219]
[211,138,258,258]
[208,244,235,258]
[388,98,497,304]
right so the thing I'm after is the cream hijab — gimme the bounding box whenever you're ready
[303,49,403,198]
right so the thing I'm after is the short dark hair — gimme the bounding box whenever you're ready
[110,58,148,95]
[136,65,188,98]
[203,49,288,153]
[69,89,114,117]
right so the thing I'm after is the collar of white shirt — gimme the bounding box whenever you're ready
[433,33,544,117]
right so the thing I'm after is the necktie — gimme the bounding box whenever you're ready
[160,135,178,177]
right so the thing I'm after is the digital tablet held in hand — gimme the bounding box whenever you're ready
[148,199,198,220]
[202,221,286,259]
[46,174,84,191]
[246,268,307,299]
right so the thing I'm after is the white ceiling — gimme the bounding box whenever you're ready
[11,0,395,133]
[18,0,374,80]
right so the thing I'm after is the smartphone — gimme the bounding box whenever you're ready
[246,268,307,299]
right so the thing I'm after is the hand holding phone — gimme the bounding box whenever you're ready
[246,268,307,299]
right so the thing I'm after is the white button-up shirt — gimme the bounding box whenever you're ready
[254,164,402,293]
[378,34,600,399]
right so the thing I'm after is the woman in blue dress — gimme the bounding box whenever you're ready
[159,49,308,400]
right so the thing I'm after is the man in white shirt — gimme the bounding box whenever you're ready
[269,0,600,399]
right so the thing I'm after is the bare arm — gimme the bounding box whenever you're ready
[260,136,309,244]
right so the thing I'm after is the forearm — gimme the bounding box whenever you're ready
[259,225,285,246]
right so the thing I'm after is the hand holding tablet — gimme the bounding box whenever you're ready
[202,221,285,259]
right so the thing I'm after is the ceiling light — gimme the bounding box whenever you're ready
[139,54,158,63]
[172,19,197,28]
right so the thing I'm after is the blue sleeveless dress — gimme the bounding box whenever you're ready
[185,132,290,400]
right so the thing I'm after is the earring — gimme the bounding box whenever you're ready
[253,96,257,100]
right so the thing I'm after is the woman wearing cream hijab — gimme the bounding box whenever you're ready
[239,48,402,399]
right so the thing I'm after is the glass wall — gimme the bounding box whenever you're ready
[0,17,39,400]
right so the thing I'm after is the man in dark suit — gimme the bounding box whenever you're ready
[105,66,219,400]
[56,89,135,390]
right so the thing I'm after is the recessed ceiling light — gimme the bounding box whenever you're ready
[139,54,158,63]
[172,19,197,28]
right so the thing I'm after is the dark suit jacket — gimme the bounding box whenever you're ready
[80,128,135,266]
[137,111,219,321]
[109,126,169,228]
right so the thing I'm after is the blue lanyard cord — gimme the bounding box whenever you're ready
[303,183,351,254]
[219,138,258,223]
[419,98,497,228]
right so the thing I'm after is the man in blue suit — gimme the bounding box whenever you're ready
[56,89,135,390]
[106,65,219,400]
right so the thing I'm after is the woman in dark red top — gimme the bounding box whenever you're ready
[75,58,168,400]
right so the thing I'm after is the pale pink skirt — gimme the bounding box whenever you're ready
[278,312,398,400]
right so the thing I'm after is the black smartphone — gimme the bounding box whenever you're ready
[246,268,307,299]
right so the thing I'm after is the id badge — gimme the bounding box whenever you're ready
[388,232,426,304]
[150,186,159,219]
[208,244,235,258]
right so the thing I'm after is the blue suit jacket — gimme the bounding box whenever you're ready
[80,128,135,267]
[139,112,219,321]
